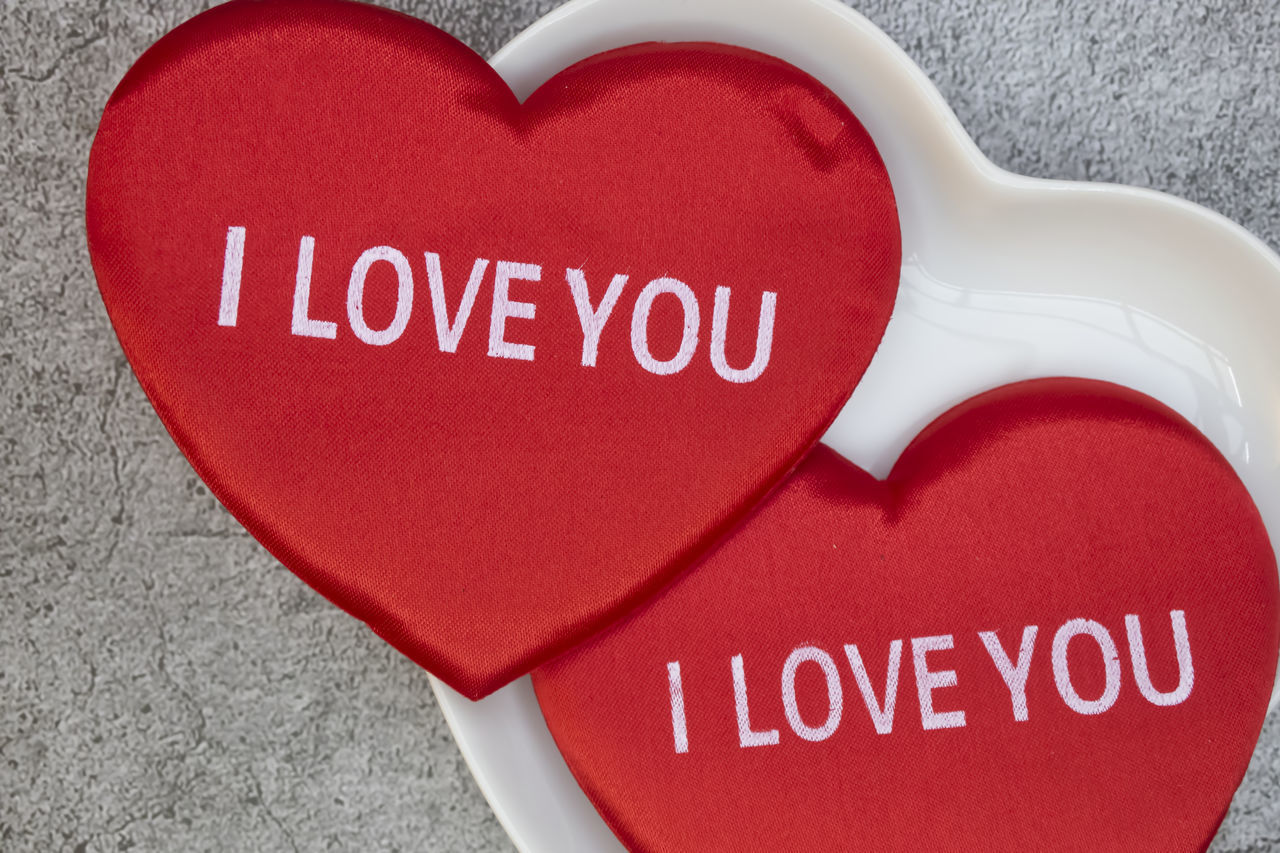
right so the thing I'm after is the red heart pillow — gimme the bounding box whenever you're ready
[85,0,900,697]
[534,378,1279,851]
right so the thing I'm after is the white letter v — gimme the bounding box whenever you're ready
[425,252,488,353]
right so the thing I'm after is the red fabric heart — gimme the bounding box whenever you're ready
[534,379,1279,851]
[85,0,899,698]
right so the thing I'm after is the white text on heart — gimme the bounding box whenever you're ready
[664,610,1194,753]
[216,226,778,382]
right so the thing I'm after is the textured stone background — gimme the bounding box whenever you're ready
[3,0,1279,849]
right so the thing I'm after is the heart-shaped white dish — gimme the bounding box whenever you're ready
[431,0,1280,849]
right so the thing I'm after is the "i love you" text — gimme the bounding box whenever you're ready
[663,610,1194,753]
[215,227,778,382]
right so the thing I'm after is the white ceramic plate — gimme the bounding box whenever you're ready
[431,0,1280,849]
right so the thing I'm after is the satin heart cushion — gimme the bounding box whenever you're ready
[533,379,1280,851]
[85,0,900,697]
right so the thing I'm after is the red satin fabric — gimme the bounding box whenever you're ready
[534,379,1280,852]
[85,0,900,698]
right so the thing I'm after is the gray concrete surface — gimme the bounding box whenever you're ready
[3,0,1279,849]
